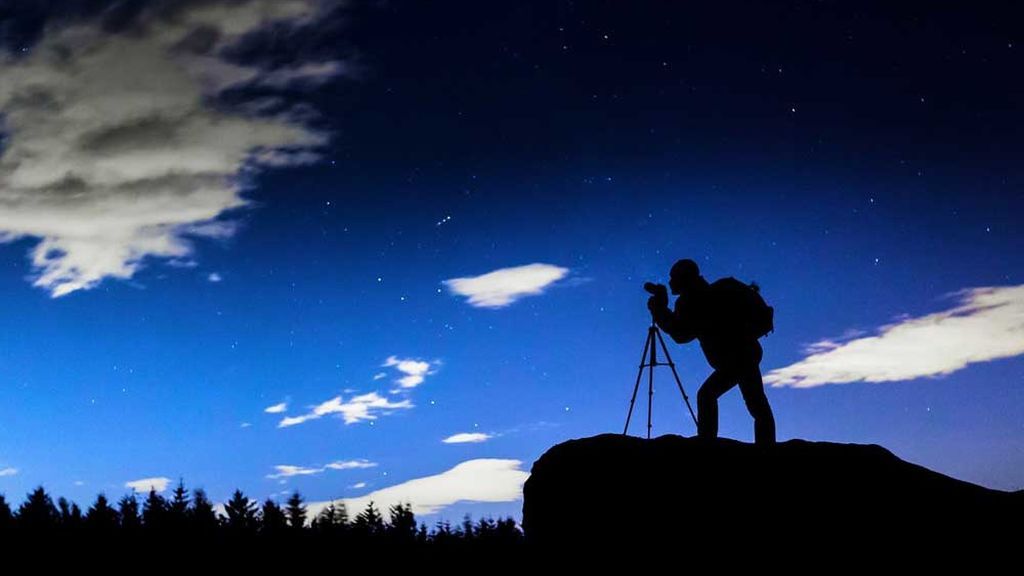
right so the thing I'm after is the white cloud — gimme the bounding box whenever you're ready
[125,476,171,493]
[0,467,18,477]
[382,356,438,389]
[308,459,529,518]
[443,263,570,308]
[766,285,1024,388]
[240,422,252,428]
[267,459,377,479]
[324,459,378,470]
[266,465,322,479]
[208,272,223,283]
[442,432,493,444]
[373,372,387,380]
[0,0,344,297]
[264,402,288,414]
[350,482,367,489]
[278,392,413,427]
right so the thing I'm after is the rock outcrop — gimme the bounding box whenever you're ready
[523,434,1020,555]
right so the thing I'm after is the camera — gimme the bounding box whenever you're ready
[644,282,667,295]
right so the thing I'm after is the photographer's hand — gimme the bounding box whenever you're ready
[646,285,669,312]
[647,296,663,313]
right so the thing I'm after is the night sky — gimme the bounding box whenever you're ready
[0,1,1022,521]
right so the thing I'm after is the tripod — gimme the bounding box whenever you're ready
[623,320,699,438]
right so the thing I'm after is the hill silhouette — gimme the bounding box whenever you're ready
[523,434,1021,557]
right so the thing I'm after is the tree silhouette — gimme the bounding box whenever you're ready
[17,486,58,532]
[57,496,84,533]
[85,494,120,533]
[0,495,13,534]
[118,493,141,532]
[353,501,385,538]
[142,489,168,532]
[168,479,190,531]
[432,519,456,547]
[285,491,306,530]
[189,489,219,535]
[494,517,522,544]
[224,489,259,533]
[312,502,348,537]
[387,502,416,544]
[460,513,475,541]
[0,482,530,555]
[261,499,288,535]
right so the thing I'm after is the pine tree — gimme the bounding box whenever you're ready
[460,513,475,541]
[0,495,12,533]
[353,501,385,538]
[142,489,168,532]
[261,499,288,535]
[57,497,83,532]
[312,502,348,537]
[495,517,522,544]
[387,502,416,544]
[118,493,141,532]
[224,489,259,533]
[17,486,59,532]
[168,479,190,531]
[432,519,455,546]
[189,489,219,534]
[285,491,306,530]
[86,494,120,532]
[475,517,496,543]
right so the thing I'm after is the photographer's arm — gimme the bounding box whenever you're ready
[651,299,698,344]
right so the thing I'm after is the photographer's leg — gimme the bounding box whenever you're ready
[738,366,776,445]
[697,370,734,439]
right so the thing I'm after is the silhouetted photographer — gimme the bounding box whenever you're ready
[646,259,776,445]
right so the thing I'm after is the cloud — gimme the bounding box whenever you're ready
[442,432,493,444]
[125,476,171,493]
[0,467,18,477]
[350,482,367,489]
[278,392,413,427]
[277,355,436,427]
[267,465,322,479]
[240,422,252,428]
[0,0,344,297]
[382,356,438,389]
[264,402,288,414]
[308,459,529,518]
[324,459,377,470]
[208,272,223,283]
[443,263,570,308]
[765,285,1024,388]
[267,459,377,479]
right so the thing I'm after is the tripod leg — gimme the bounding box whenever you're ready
[648,328,656,439]
[654,328,699,430]
[623,328,653,435]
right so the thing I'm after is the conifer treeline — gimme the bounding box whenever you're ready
[0,480,522,551]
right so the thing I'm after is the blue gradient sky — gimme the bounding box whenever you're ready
[0,1,1021,521]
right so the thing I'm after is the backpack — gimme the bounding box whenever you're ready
[711,277,775,339]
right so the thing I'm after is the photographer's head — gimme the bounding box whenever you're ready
[669,258,704,295]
